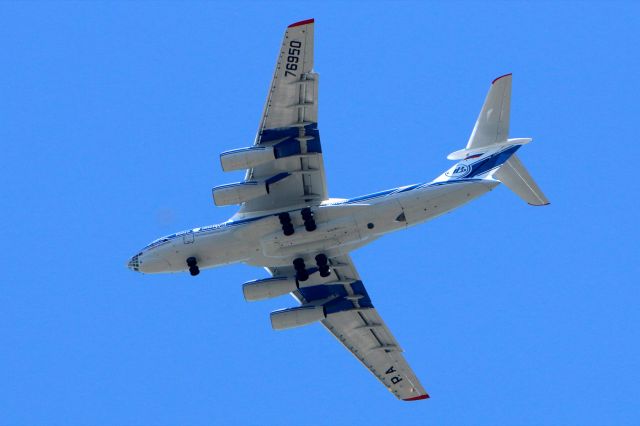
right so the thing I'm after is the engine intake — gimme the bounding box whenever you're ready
[270,305,325,330]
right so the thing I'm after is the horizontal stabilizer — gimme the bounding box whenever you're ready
[494,154,550,206]
[447,138,531,160]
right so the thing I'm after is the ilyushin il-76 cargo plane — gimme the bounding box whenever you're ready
[127,19,549,401]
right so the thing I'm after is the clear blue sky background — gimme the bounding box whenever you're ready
[1,1,639,425]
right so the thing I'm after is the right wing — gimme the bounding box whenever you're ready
[269,254,429,401]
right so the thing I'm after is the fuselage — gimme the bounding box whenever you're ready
[128,179,499,273]
[127,178,498,275]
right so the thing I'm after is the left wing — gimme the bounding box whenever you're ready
[240,19,327,214]
[269,255,429,401]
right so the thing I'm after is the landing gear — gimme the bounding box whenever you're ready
[293,257,309,282]
[301,207,316,232]
[278,209,316,235]
[315,253,331,278]
[278,212,294,236]
[186,257,200,276]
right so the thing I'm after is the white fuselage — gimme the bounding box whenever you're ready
[127,179,498,274]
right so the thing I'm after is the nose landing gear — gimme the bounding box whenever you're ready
[186,257,200,276]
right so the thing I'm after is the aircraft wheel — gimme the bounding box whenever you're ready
[283,224,294,236]
[186,257,197,267]
[293,258,309,281]
[278,212,291,224]
[301,208,316,232]
[315,254,331,277]
[189,266,200,276]
[279,212,294,236]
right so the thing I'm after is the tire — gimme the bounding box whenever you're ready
[283,224,294,236]
[278,212,291,225]
[296,270,309,282]
[293,258,305,269]
[315,253,328,265]
[189,266,200,276]
[186,257,197,267]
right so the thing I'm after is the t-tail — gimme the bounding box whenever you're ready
[435,74,550,206]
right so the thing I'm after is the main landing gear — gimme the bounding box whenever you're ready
[279,208,317,237]
[278,212,295,236]
[301,208,317,232]
[293,258,309,282]
[315,253,331,278]
[186,257,200,276]
[293,253,331,282]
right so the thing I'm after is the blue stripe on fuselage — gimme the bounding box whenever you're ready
[149,178,487,248]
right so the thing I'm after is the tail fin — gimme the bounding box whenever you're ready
[467,73,512,149]
[436,74,550,206]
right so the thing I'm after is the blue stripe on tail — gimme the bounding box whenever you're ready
[463,145,521,179]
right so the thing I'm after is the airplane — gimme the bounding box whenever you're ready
[126,18,549,401]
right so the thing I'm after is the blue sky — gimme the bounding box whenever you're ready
[1,1,639,425]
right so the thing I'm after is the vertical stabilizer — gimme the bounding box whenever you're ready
[467,73,512,149]
[439,74,549,206]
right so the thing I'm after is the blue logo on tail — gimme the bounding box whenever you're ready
[445,164,471,178]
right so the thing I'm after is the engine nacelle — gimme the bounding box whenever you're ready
[242,276,298,302]
[212,173,291,206]
[211,181,267,206]
[220,147,275,172]
[270,305,326,330]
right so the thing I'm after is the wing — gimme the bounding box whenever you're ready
[241,19,327,214]
[269,254,429,401]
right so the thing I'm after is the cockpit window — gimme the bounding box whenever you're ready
[144,237,170,250]
[143,226,210,250]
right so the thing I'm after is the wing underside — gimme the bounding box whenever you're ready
[269,255,429,401]
[240,19,327,214]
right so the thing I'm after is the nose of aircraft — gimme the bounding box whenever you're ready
[126,252,171,274]
[127,254,141,272]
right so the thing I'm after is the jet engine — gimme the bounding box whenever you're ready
[242,276,298,302]
[212,173,291,206]
[220,146,275,172]
[211,181,267,206]
[270,305,325,330]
